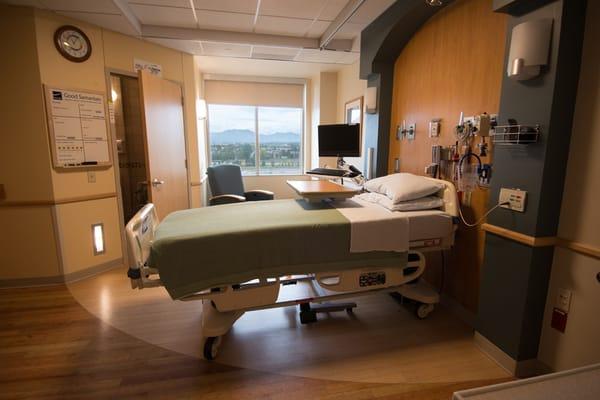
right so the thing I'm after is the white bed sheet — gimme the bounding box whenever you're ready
[333,197,453,253]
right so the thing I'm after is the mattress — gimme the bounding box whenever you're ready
[149,199,453,300]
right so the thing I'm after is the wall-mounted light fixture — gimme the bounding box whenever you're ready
[507,19,553,81]
[92,223,105,255]
[365,86,377,114]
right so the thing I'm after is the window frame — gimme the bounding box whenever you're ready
[206,103,304,177]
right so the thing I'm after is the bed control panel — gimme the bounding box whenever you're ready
[359,272,386,287]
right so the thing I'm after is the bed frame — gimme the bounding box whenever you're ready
[126,180,458,360]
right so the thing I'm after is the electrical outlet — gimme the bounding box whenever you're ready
[406,123,416,140]
[87,171,96,183]
[396,125,404,140]
[429,119,441,137]
[556,288,572,313]
[499,188,527,212]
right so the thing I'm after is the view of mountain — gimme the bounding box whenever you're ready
[211,129,300,144]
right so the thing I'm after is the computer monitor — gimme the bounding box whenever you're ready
[318,124,361,157]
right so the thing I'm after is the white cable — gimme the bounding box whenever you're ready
[458,201,509,227]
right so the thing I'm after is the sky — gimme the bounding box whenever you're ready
[208,104,302,135]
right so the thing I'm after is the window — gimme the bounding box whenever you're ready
[208,104,303,176]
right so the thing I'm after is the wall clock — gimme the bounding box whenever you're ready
[54,25,92,62]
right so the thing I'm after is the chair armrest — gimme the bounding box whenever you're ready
[209,194,246,206]
[244,189,275,201]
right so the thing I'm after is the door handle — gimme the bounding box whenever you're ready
[151,178,165,187]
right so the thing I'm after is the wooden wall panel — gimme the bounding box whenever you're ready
[389,0,507,312]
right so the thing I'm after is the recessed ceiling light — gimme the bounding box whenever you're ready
[425,0,444,6]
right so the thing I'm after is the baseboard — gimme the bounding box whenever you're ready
[474,331,552,377]
[0,258,122,288]
[440,293,477,328]
[64,258,123,284]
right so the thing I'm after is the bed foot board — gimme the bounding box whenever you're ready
[298,301,357,324]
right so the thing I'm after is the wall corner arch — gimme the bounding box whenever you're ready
[358,0,454,176]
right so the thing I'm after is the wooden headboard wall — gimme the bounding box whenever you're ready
[389,0,507,312]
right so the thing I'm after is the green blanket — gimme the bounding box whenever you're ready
[149,199,406,299]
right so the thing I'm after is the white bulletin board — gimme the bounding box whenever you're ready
[44,85,112,169]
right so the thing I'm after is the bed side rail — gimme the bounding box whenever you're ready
[125,203,162,289]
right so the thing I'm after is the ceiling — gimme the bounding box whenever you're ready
[2,0,396,65]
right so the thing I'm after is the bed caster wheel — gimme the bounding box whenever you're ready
[203,336,221,360]
[416,303,434,319]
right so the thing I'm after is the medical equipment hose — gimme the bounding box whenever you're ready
[458,201,510,227]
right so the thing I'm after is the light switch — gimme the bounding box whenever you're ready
[556,288,572,313]
[87,171,96,183]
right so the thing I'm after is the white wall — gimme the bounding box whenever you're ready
[537,0,600,371]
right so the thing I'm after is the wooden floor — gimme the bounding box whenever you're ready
[0,272,511,399]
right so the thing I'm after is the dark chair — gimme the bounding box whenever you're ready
[206,165,274,206]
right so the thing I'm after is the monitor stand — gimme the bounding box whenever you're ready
[336,156,346,169]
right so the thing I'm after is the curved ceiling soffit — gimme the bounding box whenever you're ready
[360,0,455,78]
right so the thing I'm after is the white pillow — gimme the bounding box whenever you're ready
[364,173,445,203]
[358,192,444,211]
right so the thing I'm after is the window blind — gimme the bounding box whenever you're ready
[204,80,304,108]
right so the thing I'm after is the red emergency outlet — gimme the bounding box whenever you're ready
[551,308,568,333]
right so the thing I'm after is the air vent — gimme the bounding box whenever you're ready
[251,52,297,61]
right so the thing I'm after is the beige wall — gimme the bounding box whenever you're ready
[336,61,367,169]
[0,5,61,280]
[0,5,203,281]
[538,0,600,371]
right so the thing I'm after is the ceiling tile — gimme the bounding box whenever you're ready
[348,0,395,24]
[254,15,313,37]
[193,0,257,14]
[318,0,347,21]
[259,0,326,20]
[305,20,329,38]
[195,10,255,32]
[128,0,190,7]
[251,45,300,61]
[146,37,202,54]
[333,21,366,39]
[200,41,252,58]
[295,48,343,64]
[56,11,139,36]
[130,4,197,28]
[40,0,120,13]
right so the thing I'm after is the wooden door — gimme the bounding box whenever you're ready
[138,70,189,220]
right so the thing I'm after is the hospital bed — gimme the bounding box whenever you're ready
[126,178,458,360]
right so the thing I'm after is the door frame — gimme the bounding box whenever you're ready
[104,68,192,268]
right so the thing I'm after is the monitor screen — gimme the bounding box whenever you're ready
[318,124,361,157]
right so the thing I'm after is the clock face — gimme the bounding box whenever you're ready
[54,26,91,62]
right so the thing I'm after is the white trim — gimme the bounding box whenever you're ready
[453,363,600,399]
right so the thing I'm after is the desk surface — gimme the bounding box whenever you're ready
[287,180,360,202]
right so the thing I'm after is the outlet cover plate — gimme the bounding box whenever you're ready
[499,188,526,212]
[406,123,416,140]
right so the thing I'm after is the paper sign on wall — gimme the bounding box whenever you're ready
[45,86,111,168]
[134,58,163,77]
